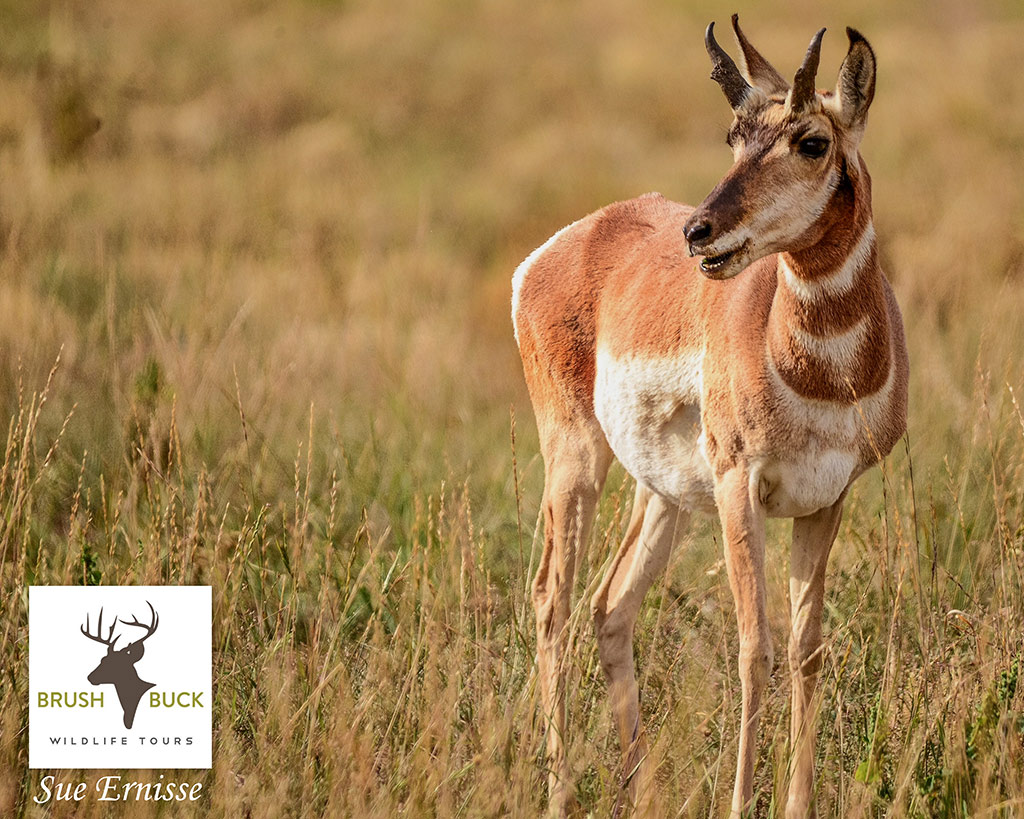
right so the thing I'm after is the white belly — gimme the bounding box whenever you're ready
[594,348,716,512]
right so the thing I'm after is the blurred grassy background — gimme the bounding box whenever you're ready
[1,0,1024,816]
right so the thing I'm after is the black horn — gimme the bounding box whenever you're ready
[705,21,752,111]
[789,27,826,112]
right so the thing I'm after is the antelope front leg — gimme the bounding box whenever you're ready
[715,468,770,818]
[786,495,845,819]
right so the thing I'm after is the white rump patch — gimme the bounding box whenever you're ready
[511,219,583,345]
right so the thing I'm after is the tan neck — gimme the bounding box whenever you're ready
[766,165,891,402]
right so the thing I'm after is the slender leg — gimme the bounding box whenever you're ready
[591,485,688,814]
[786,495,845,819]
[715,468,771,818]
[533,432,611,817]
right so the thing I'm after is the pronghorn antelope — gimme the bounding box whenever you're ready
[512,16,908,818]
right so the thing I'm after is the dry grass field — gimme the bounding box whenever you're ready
[2,0,1024,816]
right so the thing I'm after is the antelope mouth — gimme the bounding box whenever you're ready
[698,241,749,276]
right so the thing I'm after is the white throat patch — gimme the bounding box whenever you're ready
[780,224,875,302]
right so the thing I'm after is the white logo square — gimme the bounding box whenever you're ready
[29,586,212,769]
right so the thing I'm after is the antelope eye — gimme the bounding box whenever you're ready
[797,137,829,158]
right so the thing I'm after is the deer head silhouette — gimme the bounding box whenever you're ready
[80,602,159,729]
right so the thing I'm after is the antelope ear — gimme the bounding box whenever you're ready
[835,28,876,130]
[731,15,789,96]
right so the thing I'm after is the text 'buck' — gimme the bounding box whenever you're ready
[512,15,908,818]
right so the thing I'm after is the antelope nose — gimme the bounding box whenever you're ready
[684,218,713,245]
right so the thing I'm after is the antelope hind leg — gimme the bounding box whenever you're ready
[592,485,688,815]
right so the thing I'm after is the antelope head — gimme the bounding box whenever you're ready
[684,16,877,279]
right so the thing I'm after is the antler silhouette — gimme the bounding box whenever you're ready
[120,601,159,645]
[81,608,118,650]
